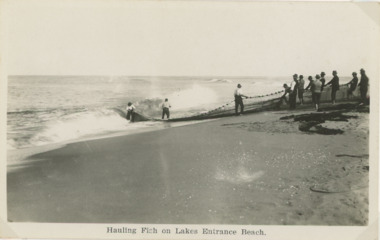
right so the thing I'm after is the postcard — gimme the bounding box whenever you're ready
[0,0,379,239]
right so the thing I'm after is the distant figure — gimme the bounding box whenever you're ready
[326,70,340,104]
[347,72,358,99]
[126,102,136,122]
[298,75,305,105]
[358,68,369,105]
[234,84,248,115]
[311,75,322,111]
[281,83,292,106]
[305,76,313,91]
[161,98,171,119]
[320,72,326,92]
[289,74,298,109]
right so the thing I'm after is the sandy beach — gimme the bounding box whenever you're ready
[7,103,369,225]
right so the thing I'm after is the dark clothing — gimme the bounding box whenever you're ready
[126,110,135,122]
[289,80,298,109]
[311,80,322,106]
[162,107,170,119]
[235,96,244,115]
[320,78,326,91]
[298,89,304,99]
[348,77,358,91]
[359,75,369,89]
[312,92,321,105]
[327,76,340,90]
[360,89,367,102]
[358,74,369,103]
[327,76,340,102]
[289,92,297,109]
[305,80,313,91]
[331,89,338,102]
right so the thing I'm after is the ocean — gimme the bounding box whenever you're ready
[7,75,351,150]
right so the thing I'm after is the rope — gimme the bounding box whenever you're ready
[202,89,285,115]
[203,81,357,116]
[182,82,355,118]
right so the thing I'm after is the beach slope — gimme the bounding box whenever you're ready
[7,104,369,225]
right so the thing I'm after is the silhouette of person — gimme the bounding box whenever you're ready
[234,84,248,115]
[326,70,340,104]
[358,68,369,105]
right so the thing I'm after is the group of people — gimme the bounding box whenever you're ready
[126,69,369,121]
[281,69,369,111]
[125,98,171,122]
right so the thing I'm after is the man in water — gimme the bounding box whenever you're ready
[126,102,136,122]
[320,72,326,92]
[234,84,248,115]
[347,72,358,99]
[297,75,305,105]
[161,98,171,119]
[358,68,369,105]
[325,70,340,104]
[311,75,322,111]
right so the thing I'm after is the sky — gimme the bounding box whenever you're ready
[2,0,380,77]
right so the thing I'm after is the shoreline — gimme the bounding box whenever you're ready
[7,118,219,170]
[7,102,369,225]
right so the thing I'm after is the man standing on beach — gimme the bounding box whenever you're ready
[289,74,298,109]
[311,75,322,111]
[320,72,326,92]
[161,98,171,119]
[298,75,305,105]
[126,102,136,122]
[358,68,369,105]
[305,76,314,104]
[234,84,248,115]
[326,70,340,104]
[347,72,358,99]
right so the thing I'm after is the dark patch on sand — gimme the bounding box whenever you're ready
[336,154,369,158]
[222,104,366,136]
[221,121,299,134]
[281,109,362,135]
[280,112,358,122]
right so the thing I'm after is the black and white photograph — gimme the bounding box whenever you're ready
[0,1,379,239]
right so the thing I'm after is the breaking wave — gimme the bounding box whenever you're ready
[7,84,220,149]
[208,78,233,83]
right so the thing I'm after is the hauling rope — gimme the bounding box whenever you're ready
[118,83,363,123]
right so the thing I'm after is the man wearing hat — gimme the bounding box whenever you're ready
[326,70,340,104]
[234,84,248,115]
[358,68,369,105]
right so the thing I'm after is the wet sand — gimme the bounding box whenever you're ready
[7,103,369,225]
